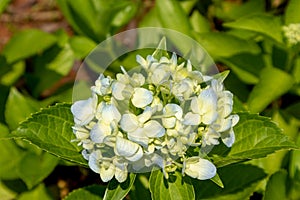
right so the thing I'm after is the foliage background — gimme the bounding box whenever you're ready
[0,0,299,199]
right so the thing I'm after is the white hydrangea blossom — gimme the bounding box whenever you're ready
[283,23,300,46]
[71,52,239,183]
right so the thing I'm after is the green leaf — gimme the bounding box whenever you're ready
[103,173,136,200]
[12,103,87,166]
[156,0,192,37]
[224,14,283,43]
[247,67,294,113]
[214,0,264,21]
[285,0,300,25]
[193,164,267,200]
[2,29,57,63]
[264,170,288,200]
[149,170,195,200]
[190,11,210,33]
[69,36,97,59]
[220,53,265,84]
[129,174,151,200]
[5,87,41,130]
[18,184,53,200]
[17,152,59,189]
[65,185,106,200]
[194,32,260,58]
[286,102,300,119]
[0,0,10,15]
[212,112,297,167]
[0,61,25,86]
[0,181,17,200]
[45,43,75,76]
[0,140,25,179]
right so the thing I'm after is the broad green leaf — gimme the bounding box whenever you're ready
[5,87,41,130]
[139,6,162,28]
[224,14,283,43]
[69,36,97,59]
[214,0,264,21]
[194,32,260,58]
[0,0,10,15]
[0,123,9,138]
[221,53,265,84]
[129,174,151,200]
[18,184,53,200]
[57,0,135,42]
[2,29,57,63]
[111,2,137,27]
[0,181,17,200]
[0,140,25,179]
[103,174,136,200]
[212,112,297,167]
[264,170,288,200]
[17,152,59,189]
[0,61,25,86]
[46,43,75,76]
[156,0,192,37]
[190,11,210,33]
[193,164,267,200]
[286,102,300,119]
[65,185,106,200]
[12,103,87,166]
[285,0,300,25]
[149,170,195,200]
[247,67,294,113]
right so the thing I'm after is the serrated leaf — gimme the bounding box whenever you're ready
[263,170,288,200]
[2,29,57,63]
[64,185,106,200]
[5,87,41,130]
[149,170,195,200]
[18,184,53,200]
[224,14,283,43]
[194,32,260,58]
[17,152,59,189]
[103,174,136,200]
[212,113,297,167]
[193,164,267,200]
[12,103,87,166]
[285,0,300,24]
[247,67,294,113]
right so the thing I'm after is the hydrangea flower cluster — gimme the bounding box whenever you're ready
[71,52,239,183]
[283,23,300,46]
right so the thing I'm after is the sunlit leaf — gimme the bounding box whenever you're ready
[193,164,267,200]
[285,0,300,24]
[17,152,59,189]
[224,14,283,43]
[65,185,106,200]
[264,170,288,200]
[247,67,294,113]
[103,174,136,200]
[2,29,57,63]
[12,103,87,166]
[18,184,53,200]
[194,32,261,58]
[149,170,195,200]
[5,87,41,130]
[212,113,297,167]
